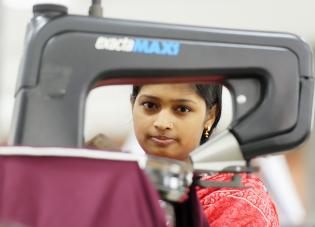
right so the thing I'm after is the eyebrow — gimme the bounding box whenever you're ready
[170,98,197,104]
[138,95,159,100]
[138,95,197,104]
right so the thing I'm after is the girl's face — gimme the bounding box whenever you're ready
[132,83,216,161]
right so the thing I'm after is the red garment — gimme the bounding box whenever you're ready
[197,173,279,227]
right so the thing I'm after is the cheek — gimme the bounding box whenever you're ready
[179,122,204,151]
[132,108,148,142]
[182,128,203,147]
[175,130,203,160]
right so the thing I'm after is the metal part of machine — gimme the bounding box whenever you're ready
[144,156,193,202]
[144,156,193,227]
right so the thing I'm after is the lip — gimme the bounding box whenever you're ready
[149,136,176,146]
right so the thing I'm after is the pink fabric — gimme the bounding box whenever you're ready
[197,173,279,227]
[0,155,167,227]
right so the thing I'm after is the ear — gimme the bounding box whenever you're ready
[204,104,218,129]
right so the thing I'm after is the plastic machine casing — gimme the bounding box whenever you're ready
[10,5,314,160]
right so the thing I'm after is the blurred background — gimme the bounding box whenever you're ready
[0,0,314,226]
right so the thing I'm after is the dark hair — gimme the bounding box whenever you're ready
[131,83,222,144]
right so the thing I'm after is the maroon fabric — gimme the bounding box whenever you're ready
[0,155,167,227]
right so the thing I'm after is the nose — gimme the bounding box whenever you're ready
[153,110,173,130]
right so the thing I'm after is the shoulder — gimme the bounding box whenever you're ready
[196,173,279,227]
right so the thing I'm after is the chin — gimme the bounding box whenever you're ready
[147,149,175,159]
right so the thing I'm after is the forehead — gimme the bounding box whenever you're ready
[138,83,200,99]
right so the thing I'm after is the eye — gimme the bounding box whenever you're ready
[175,105,191,113]
[142,101,158,110]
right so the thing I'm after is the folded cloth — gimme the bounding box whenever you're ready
[0,149,166,227]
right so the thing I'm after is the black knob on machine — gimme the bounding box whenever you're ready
[33,4,68,17]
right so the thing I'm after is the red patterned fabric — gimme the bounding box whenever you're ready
[196,173,279,227]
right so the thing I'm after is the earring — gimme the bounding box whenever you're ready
[204,125,211,139]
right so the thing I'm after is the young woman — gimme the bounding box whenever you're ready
[131,83,279,227]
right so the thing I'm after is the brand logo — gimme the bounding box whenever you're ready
[95,37,180,56]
